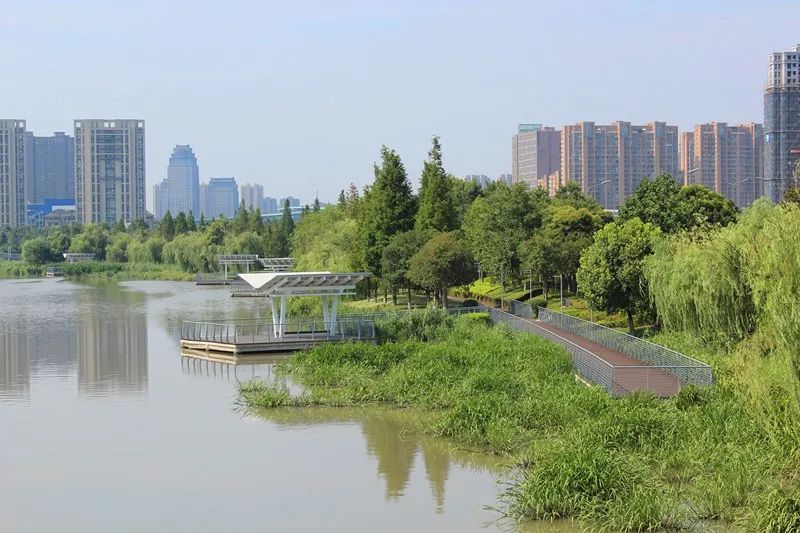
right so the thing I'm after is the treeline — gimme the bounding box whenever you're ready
[292,138,738,319]
[13,200,302,273]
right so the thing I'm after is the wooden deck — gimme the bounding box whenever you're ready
[180,334,374,355]
[533,320,683,396]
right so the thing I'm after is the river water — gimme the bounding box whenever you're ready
[0,279,578,532]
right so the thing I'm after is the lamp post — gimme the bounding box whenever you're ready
[585,179,612,207]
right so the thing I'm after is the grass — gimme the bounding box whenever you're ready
[0,260,195,281]
[236,310,796,530]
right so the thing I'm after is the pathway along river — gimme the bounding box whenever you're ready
[0,280,578,532]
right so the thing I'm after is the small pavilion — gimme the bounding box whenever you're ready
[217,254,259,279]
[237,272,370,338]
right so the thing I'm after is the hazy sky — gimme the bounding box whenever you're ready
[1,0,798,207]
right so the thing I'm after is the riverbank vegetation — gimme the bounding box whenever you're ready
[239,310,798,531]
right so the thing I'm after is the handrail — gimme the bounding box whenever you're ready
[538,306,710,367]
[536,306,713,387]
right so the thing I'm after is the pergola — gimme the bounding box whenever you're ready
[258,257,294,272]
[237,272,370,337]
[217,254,259,279]
[63,253,96,263]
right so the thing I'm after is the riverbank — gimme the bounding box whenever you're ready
[0,260,195,281]
[238,310,799,531]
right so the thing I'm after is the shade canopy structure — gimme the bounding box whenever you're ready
[258,257,294,272]
[217,254,259,278]
[237,272,371,338]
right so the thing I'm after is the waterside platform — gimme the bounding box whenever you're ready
[179,316,377,355]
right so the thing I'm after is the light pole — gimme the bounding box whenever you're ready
[559,274,564,310]
[585,179,612,207]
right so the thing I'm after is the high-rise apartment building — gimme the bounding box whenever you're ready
[496,173,513,185]
[464,174,491,188]
[280,196,301,209]
[23,132,74,203]
[0,120,28,227]
[511,124,561,188]
[561,121,679,209]
[203,177,239,218]
[240,183,264,210]
[74,120,145,224]
[764,45,800,201]
[153,145,200,219]
[261,196,278,214]
[680,123,764,207]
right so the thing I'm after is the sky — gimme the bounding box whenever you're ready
[1,0,798,208]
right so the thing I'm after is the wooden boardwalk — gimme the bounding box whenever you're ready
[533,320,683,396]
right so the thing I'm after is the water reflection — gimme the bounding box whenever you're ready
[254,406,502,513]
[0,280,148,400]
[76,301,147,397]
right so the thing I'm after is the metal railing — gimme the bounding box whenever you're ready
[451,305,618,392]
[537,307,713,386]
[181,316,376,345]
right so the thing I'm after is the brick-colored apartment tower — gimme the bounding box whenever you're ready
[561,121,679,209]
[680,123,764,207]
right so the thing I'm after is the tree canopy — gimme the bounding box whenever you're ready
[577,218,661,334]
[408,231,476,307]
[415,136,457,232]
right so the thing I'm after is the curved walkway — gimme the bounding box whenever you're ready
[531,319,683,396]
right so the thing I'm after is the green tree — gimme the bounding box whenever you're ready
[106,233,132,262]
[158,211,176,241]
[291,205,361,271]
[22,237,54,265]
[415,136,457,232]
[186,211,197,232]
[678,185,738,228]
[199,213,206,230]
[361,146,417,277]
[619,174,737,233]
[250,207,264,234]
[313,196,321,212]
[277,199,295,256]
[381,229,430,306]
[577,218,661,334]
[113,218,127,233]
[174,212,189,234]
[206,219,226,246]
[450,176,483,227]
[232,202,251,234]
[408,232,477,307]
[463,182,549,280]
[69,224,110,260]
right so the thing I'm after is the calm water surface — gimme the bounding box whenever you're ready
[0,279,580,532]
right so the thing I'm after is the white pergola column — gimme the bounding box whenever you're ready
[269,297,279,338]
[330,294,339,335]
[278,295,288,338]
[321,295,330,333]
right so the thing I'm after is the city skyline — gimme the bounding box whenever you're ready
[2,1,797,207]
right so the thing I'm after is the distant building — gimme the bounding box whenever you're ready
[24,131,74,203]
[203,177,239,218]
[512,124,561,188]
[153,145,200,220]
[537,170,564,197]
[561,121,679,209]
[0,120,28,227]
[495,173,513,185]
[240,183,264,210]
[680,123,764,207]
[43,207,77,227]
[464,174,491,188]
[261,196,278,214]
[199,183,209,217]
[27,198,76,227]
[279,196,301,208]
[764,44,800,201]
[74,119,146,224]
